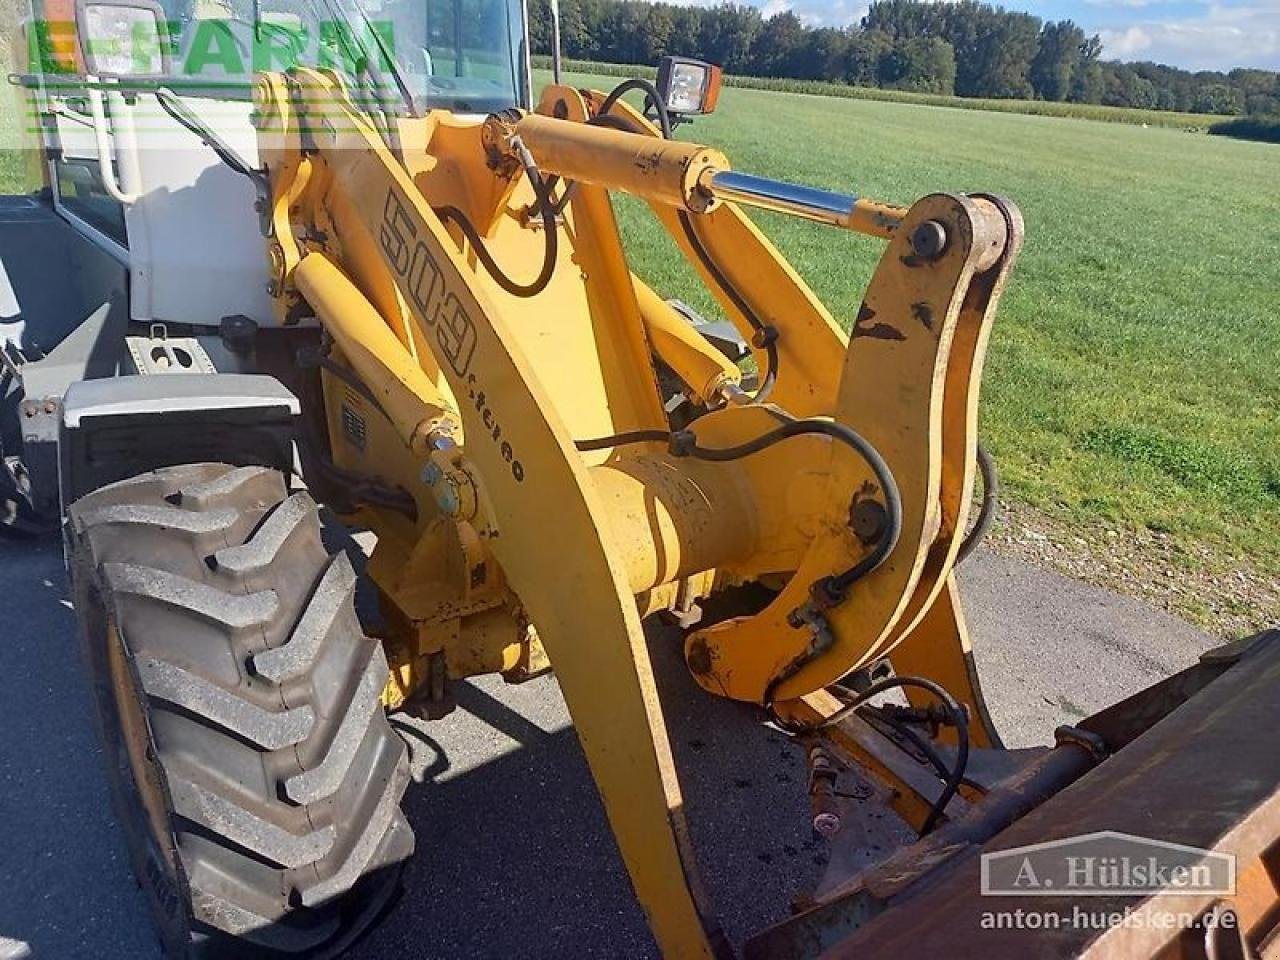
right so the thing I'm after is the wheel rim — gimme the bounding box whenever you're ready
[87,589,187,942]
[105,619,173,853]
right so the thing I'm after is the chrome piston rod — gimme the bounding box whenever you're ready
[706,170,907,240]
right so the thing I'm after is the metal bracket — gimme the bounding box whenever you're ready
[124,325,217,375]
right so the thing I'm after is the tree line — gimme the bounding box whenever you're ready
[528,0,1280,116]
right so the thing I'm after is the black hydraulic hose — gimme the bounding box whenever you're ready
[575,418,902,591]
[956,442,998,564]
[156,87,261,183]
[452,78,665,297]
[591,84,781,403]
[541,176,576,215]
[675,209,779,403]
[583,85,781,401]
[777,675,970,835]
[575,429,671,452]
[436,163,558,298]
[860,706,953,783]
[860,705,985,794]
[598,77,673,138]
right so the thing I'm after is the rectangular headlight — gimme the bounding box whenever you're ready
[656,56,723,116]
[75,0,170,77]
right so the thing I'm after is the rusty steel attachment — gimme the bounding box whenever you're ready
[748,630,1280,960]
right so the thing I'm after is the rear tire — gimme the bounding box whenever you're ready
[67,463,414,959]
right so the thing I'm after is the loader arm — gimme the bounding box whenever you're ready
[257,68,725,957]
[253,67,1020,956]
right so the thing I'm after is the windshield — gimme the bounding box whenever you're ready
[343,0,527,113]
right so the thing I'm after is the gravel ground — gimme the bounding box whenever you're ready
[989,500,1279,639]
[0,533,1219,960]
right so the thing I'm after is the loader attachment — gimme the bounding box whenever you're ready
[751,629,1280,960]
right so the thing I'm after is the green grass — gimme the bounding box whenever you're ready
[0,152,24,194]
[557,69,1280,581]
[0,35,36,194]
[536,57,1224,130]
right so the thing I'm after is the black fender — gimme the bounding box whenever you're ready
[60,373,299,506]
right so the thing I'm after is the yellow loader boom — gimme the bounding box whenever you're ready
[228,65,1280,959]
[250,67,1023,956]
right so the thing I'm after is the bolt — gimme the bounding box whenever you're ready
[849,497,888,545]
[22,403,36,418]
[812,811,842,838]
[910,220,948,261]
[808,744,843,837]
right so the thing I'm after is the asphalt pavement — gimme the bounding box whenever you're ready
[0,534,1217,960]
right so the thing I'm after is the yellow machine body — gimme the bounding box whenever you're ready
[254,67,1022,958]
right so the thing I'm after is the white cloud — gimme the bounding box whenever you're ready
[1099,3,1280,70]
[1086,0,1189,8]
[768,0,870,25]
[1084,0,1217,8]
[1100,24,1154,53]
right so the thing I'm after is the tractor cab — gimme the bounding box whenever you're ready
[13,0,532,323]
[1,0,530,527]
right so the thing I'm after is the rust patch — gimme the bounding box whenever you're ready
[911,301,934,331]
[852,303,906,342]
[687,637,714,676]
[633,149,662,176]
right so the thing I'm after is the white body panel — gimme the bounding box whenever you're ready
[117,97,273,327]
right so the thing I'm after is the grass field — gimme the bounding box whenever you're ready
[0,31,33,195]
[0,70,1275,628]
[555,70,1280,627]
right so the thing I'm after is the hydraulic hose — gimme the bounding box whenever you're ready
[956,442,998,564]
[588,82,780,403]
[575,417,902,594]
[674,209,779,403]
[436,155,558,298]
[598,77,673,138]
[775,674,970,835]
[446,80,665,299]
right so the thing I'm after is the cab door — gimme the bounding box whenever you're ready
[21,0,275,327]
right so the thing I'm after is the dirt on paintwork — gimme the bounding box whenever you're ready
[983,500,1280,640]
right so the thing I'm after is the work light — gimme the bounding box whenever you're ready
[656,56,723,117]
[74,0,170,77]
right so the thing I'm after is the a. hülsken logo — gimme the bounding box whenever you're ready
[981,831,1235,897]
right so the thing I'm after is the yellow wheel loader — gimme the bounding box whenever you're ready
[5,0,1278,956]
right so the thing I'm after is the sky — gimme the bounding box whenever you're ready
[743,0,1280,72]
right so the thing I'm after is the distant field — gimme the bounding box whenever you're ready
[536,57,1224,131]
[556,70,1280,621]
